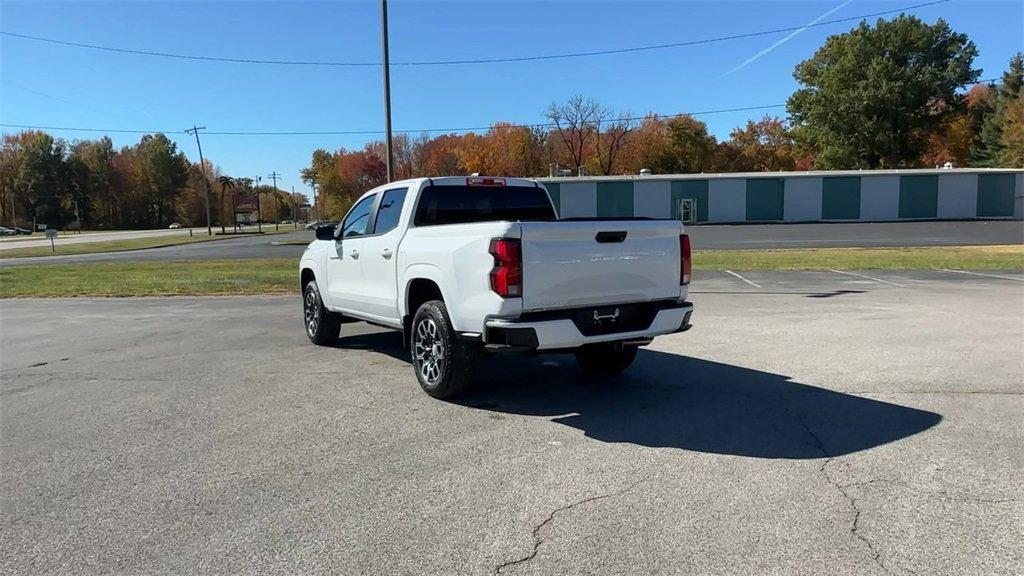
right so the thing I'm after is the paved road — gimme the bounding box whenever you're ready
[1,221,1021,267]
[0,229,312,267]
[0,227,207,250]
[2,270,1021,575]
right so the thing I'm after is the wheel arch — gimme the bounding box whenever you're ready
[401,265,453,349]
[300,267,316,292]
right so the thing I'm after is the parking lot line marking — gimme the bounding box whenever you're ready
[723,270,762,288]
[941,269,1024,282]
[828,269,907,288]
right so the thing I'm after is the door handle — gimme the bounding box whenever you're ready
[381,248,393,259]
[350,249,360,259]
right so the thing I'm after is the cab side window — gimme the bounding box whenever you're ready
[341,194,376,238]
[373,188,407,235]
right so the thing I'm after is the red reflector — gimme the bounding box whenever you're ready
[467,177,506,187]
[489,238,522,298]
[680,233,692,285]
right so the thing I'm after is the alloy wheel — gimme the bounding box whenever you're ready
[304,288,320,337]
[413,317,444,385]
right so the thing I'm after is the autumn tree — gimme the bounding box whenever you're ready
[593,111,636,175]
[9,131,69,226]
[420,134,462,176]
[972,53,1024,167]
[67,137,121,228]
[652,115,719,174]
[919,84,990,167]
[727,117,798,172]
[546,95,601,173]
[999,90,1024,167]
[788,16,979,169]
[614,116,668,175]
[484,123,547,176]
[133,134,188,226]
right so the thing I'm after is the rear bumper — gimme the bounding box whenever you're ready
[483,300,693,352]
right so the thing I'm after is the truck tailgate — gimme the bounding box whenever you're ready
[518,220,682,311]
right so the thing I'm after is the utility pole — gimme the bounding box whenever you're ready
[291,185,298,229]
[185,126,214,236]
[268,171,281,231]
[254,175,262,233]
[381,0,395,182]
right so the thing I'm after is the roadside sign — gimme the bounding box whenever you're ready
[233,193,258,213]
[36,223,47,231]
[45,229,57,252]
[233,192,260,229]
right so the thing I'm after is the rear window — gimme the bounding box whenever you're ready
[414,185,556,226]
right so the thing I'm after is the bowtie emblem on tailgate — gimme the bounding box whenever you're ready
[593,308,620,323]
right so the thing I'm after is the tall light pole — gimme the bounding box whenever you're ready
[381,0,394,182]
[185,125,213,236]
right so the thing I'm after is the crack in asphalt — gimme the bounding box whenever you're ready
[838,478,1021,505]
[493,475,650,575]
[790,415,895,576]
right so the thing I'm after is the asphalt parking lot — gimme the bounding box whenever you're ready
[2,269,1022,575]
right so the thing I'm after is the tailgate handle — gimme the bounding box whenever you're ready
[596,231,627,243]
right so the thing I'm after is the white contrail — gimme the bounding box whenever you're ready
[724,0,855,75]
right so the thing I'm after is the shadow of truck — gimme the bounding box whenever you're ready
[337,331,942,459]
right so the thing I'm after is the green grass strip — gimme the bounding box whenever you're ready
[0,258,297,297]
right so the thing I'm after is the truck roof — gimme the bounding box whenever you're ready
[375,176,542,189]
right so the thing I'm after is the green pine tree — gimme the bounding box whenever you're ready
[971,53,1024,167]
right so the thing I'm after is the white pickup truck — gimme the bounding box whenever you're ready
[299,176,693,398]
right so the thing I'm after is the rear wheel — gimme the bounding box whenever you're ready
[574,342,639,375]
[411,300,478,399]
[303,280,342,345]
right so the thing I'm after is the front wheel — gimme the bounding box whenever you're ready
[410,300,478,399]
[574,342,639,375]
[303,280,342,345]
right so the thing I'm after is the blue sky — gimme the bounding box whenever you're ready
[2,0,1022,195]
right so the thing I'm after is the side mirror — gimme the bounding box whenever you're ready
[315,223,336,240]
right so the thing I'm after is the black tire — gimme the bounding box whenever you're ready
[410,300,478,399]
[574,342,639,375]
[303,280,342,345]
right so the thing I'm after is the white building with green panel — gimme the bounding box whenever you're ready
[537,168,1023,223]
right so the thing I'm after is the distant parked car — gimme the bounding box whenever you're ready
[304,221,321,230]
[281,220,293,225]
[0,227,15,236]
[169,223,182,229]
[11,227,32,235]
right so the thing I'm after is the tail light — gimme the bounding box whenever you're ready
[680,233,691,285]
[489,238,522,297]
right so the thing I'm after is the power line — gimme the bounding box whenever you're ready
[2,76,1005,138]
[0,0,951,67]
